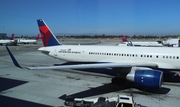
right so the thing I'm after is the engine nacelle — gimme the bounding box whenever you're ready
[126,70,163,88]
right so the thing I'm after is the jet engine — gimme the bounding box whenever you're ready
[126,69,163,88]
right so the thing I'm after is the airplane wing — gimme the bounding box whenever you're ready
[6,46,158,70]
[26,62,157,70]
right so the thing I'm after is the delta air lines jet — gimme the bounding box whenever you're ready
[121,36,163,47]
[17,34,39,44]
[6,19,180,90]
[0,34,14,45]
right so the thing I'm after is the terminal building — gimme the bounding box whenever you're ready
[0,33,7,39]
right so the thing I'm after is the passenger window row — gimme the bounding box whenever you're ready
[89,52,179,59]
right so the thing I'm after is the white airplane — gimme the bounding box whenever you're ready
[17,34,39,44]
[0,34,15,46]
[120,36,163,47]
[6,19,180,90]
[161,38,180,47]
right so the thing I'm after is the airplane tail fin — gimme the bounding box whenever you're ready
[10,34,14,40]
[37,19,62,47]
[121,36,128,42]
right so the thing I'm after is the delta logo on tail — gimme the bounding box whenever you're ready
[37,19,61,47]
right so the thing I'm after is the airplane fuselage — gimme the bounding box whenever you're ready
[17,39,37,44]
[39,45,180,70]
[0,40,14,45]
[122,41,163,47]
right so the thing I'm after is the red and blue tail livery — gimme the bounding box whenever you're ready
[10,34,14,40]
[37,19,61,47]
[121,36,128,42]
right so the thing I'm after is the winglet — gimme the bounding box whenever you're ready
[37,19,62,47]
[5,46,23,69]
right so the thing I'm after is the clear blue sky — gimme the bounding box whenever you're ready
[0,0,180,36]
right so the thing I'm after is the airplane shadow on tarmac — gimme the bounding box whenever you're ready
[57,62,173,100]
[56,62,180,83]
[59,76,170,100]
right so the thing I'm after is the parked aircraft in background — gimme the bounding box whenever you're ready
[161,38,180,47]
[17,34,39,44]
[120,36,163,47]
[0,34,16,46]
[6,19,180,90]
[9,34,14,40]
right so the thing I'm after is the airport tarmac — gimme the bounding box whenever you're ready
[0,39,180,107]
